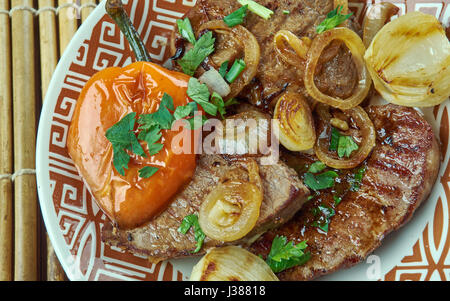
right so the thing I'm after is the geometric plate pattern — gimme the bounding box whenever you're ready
[37,0,450,281]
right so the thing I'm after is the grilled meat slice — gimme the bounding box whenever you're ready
[249,104,440,280]
[171,0,359,107]
[102,154,309,263]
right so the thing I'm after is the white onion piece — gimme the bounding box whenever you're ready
[190,246,279,281]
[364,12,450,107]
[198,68,231,97]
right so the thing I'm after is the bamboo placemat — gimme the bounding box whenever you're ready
[0,0,99,281]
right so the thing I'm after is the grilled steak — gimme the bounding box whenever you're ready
[171,0,358,107]
[102,154,310,262]
[249,104,440,280]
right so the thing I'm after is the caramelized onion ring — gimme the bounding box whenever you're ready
[274,92,316,151]
[198,20,260,99]
[199,159,263,242]
[314,104,376,169]
[363,3,399,48]
[273,30,312,66]
[304,27,371,110]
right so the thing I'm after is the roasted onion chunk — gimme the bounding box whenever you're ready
[304,27,371,110]
[198,20,260,99]
[362,2,399,48]
[190,246,279,281]
[364,12,450,107]
[198,159,263,242]
[314,104,376,169]
[274,92,316,152]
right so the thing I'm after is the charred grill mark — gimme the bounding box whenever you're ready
[200,261,217,281]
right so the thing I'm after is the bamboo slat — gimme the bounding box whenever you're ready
[81,0,97,23]
[38,0,66,282]
[58,0,78,53]
[11,0,38,281]
[0,0,13,282]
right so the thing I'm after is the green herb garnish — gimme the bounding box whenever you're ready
[338,135,359,158]
[178,214,206,253]
[308,161,326,173]
[350,165,366,191]
[224,5,248,27]
[139,166,159,179]
[316,5,352,34]
[105,112,146,176]
[177,31,215,76]
[329,127,359,158]
[283,10,290,15]
[311,204,335,232]
[218,61,229,77]
[225,59,246,83]
[304,170,338,191]
[211,92,226,119]
[224,98,239,107]
[237,0,274,20]
[187,78,217,116]
[333,195,342,206]
[176,18,196,45]
[265,235,311,273]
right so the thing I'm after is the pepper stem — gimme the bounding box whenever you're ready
[105,0,152,62]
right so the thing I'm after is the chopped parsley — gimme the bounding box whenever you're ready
[329,127,359,158]
[333,195,342,206]
[176,18,196,45]
[338,135,359,158]
[105,112,146,176]
[223,5,248,27]
[311,204,335,232]
[211,92,226,119]
[265,235,311,273]
[218,61,229,77]
[316,5,353,34]
[350,165,366,191]
[283,10,290,15]
[178,214,206,253]
[304,170,338,191]
[139,166,159,179]
[308,161,326,173]
[177,31,215,76]
[187,77,217,116]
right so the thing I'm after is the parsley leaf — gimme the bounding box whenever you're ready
[329,127,359,158]
[178,214,206,253]
[350,165,366,191]
[139,166,159,179]
[177,31,215,76]
[338,135,359,158]
[304,171,338,191]
[224,98,239,107]
[187,78,217,116]
[311,204,335,232]
[105,112,145,176]
[317,5,353,34]
[176,18,196,45]
[329,127,341,151]
[333,195,342,206]
[138,93,175,130]
[218,61,229,77]
[265,235,311,273]
[224,5,248,27]
[308,161,326,173]
[211,92,226,119]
